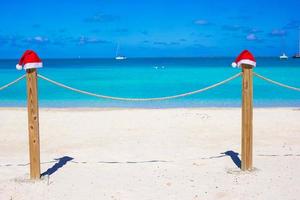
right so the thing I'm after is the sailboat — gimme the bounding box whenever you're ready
[293,27,300,59]
[279,36,288,60]
[115,43,127,60]
[279,53,288,60]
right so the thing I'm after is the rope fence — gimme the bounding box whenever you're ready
[37,73,242,101]
[1,73,300,97]
[0,74,26,91]
[254,72,300,92]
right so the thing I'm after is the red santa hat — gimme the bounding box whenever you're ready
[231,50,256,68]
[16,50,43,70]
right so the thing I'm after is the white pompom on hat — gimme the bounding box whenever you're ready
[16,50,43,70]
[231,62,237,68]
[231,50,256,68]
[16,64,23,70]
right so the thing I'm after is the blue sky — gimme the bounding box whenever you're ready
[0,0,300,58]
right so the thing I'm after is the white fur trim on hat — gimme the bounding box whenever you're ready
[237,59,256,67]
[16,64,23,70]
[24,62,43,70]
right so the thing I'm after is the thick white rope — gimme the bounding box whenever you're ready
[254,72,300,92]
[0,74,26,91]
[38,73,241,101]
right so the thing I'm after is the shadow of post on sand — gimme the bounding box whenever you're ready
[222,150,241,168]
[41,156,74,177]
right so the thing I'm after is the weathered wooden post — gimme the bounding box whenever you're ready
[16,50,43,179]
[241,64,253,171]
[26,68,41,179]
[232,50,256,171]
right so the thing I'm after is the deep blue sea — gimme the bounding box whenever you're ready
[0,58,300,108]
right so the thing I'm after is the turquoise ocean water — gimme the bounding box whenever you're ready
[0,58,300,108]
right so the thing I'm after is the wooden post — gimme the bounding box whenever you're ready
[241,64,253,171]
[26,69,41,179]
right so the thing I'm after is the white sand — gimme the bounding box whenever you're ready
[0,108,300,200]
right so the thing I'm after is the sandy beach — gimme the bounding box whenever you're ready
[0,107,300,200]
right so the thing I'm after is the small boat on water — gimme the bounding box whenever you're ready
[279,53,288,60]
[115,56,127,60]
[279,36,288,60]
[293,28,300,59]
[115,43,127,60]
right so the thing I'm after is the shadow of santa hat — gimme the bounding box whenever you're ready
[16,50,43,70]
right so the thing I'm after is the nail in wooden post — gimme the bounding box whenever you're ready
[26,69,41,179]
[241,64,253,171]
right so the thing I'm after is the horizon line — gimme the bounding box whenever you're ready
[0,56,288,60]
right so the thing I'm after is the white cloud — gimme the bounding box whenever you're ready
[194,19,209,25]
[34,36,48,42]
[246,33,257,41]
[26,36,49,44]
[78,36,109,45]
[270,29,286,37]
